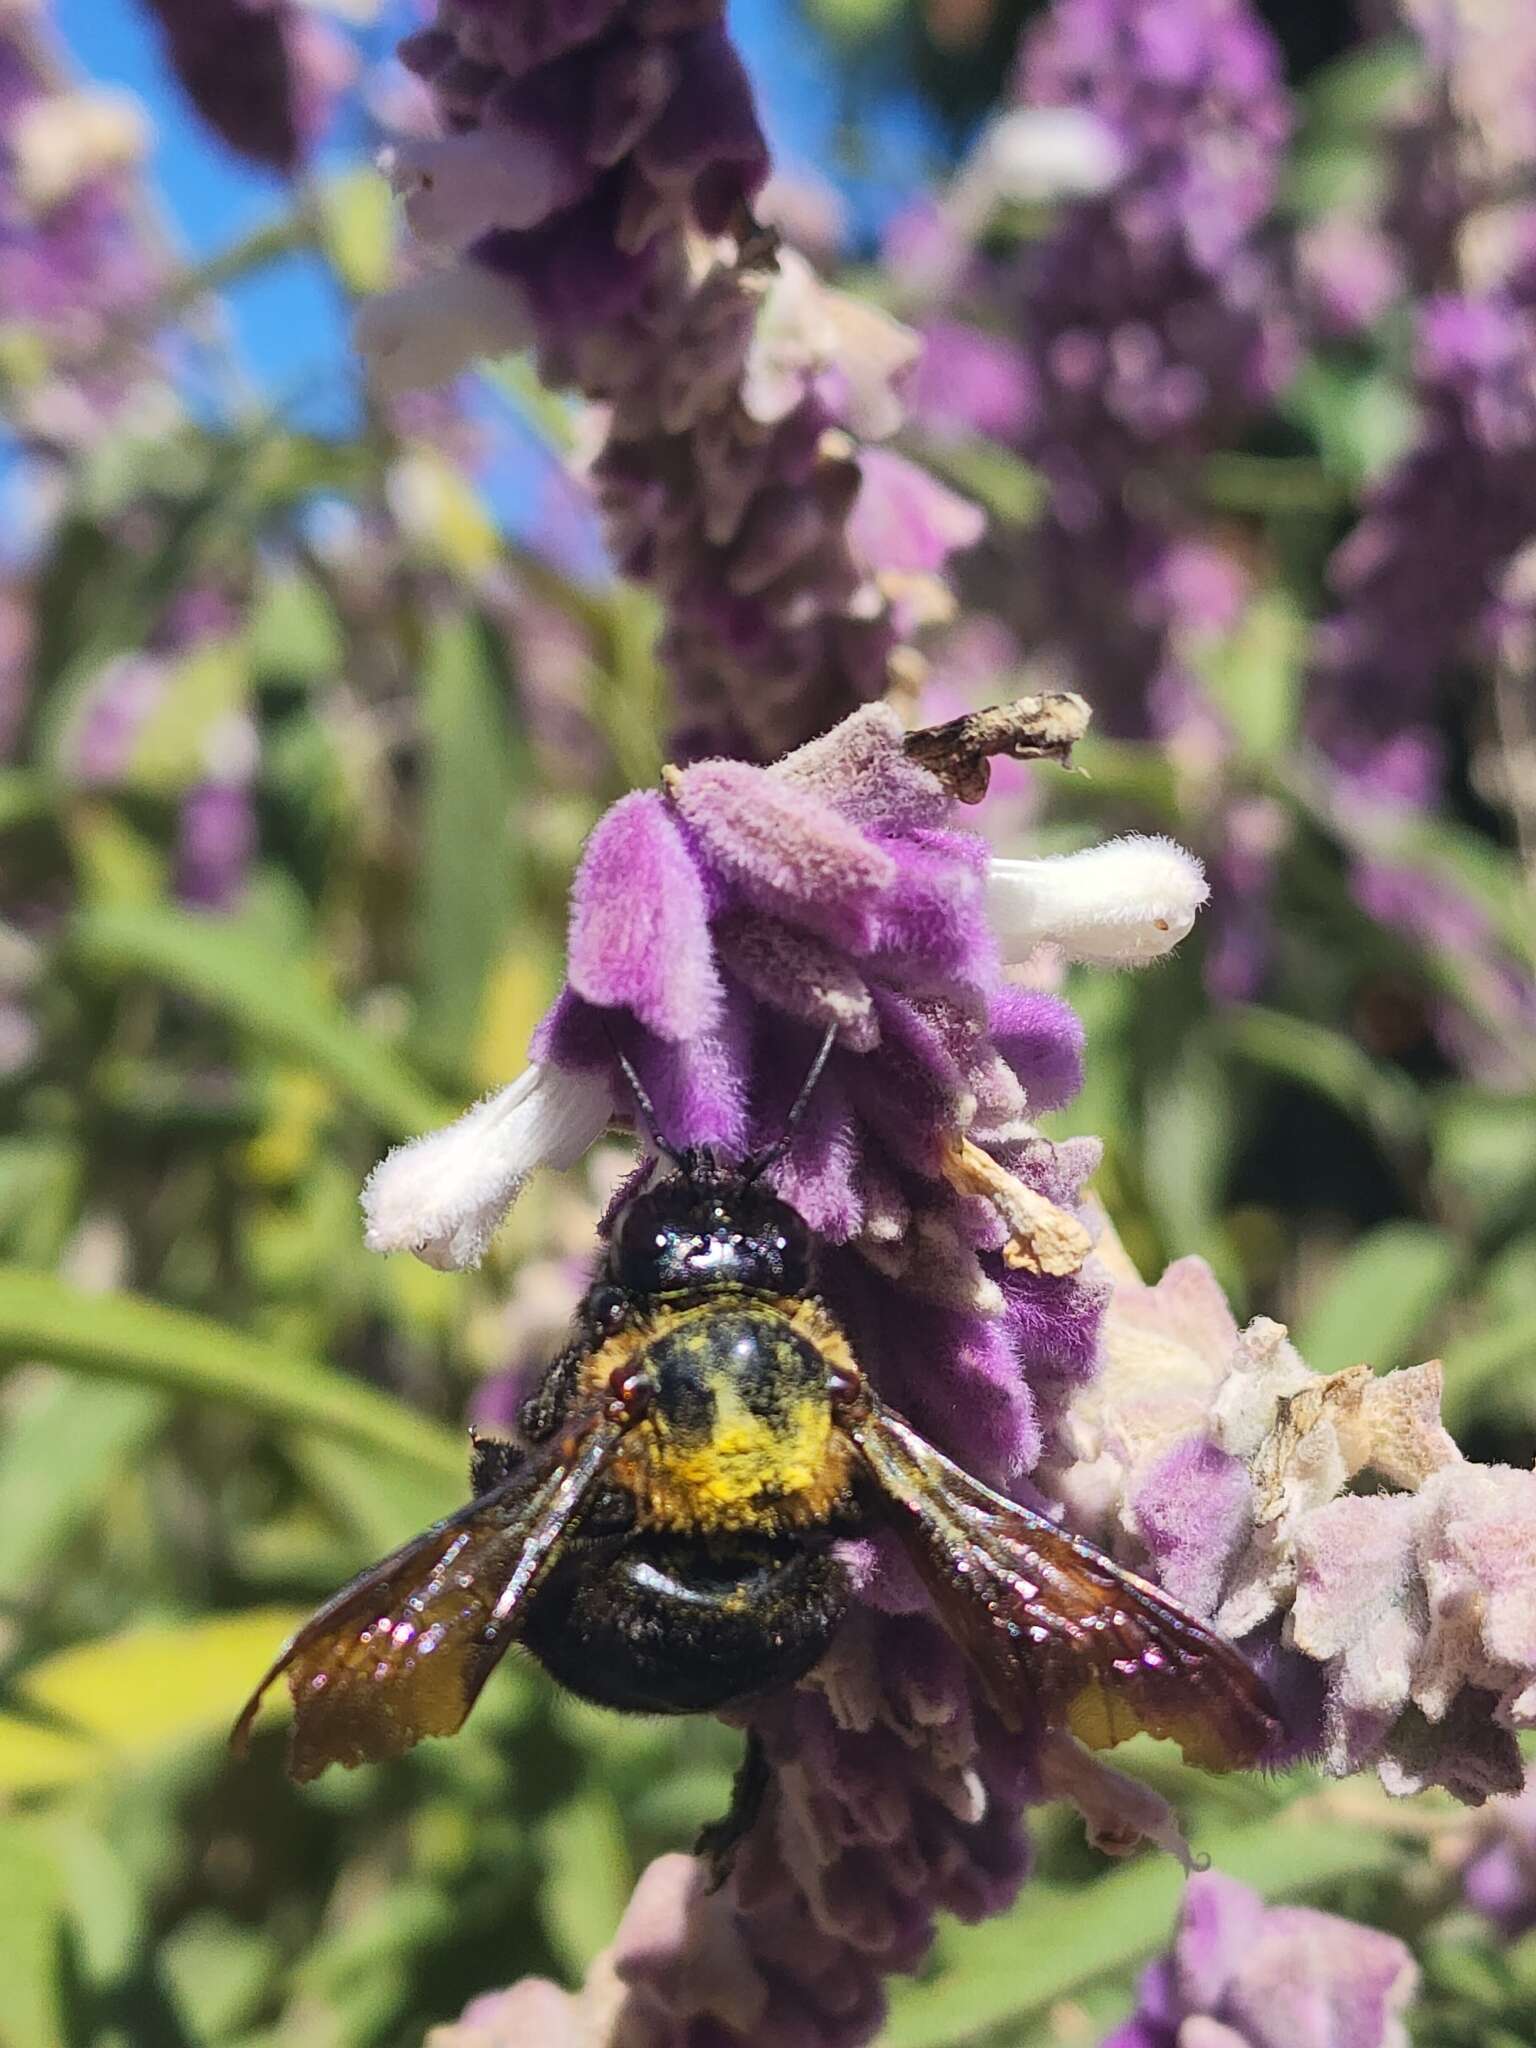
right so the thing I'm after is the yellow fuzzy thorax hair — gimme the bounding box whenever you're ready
[581,1295,859,1535]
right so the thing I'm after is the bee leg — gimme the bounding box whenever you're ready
[694,1729,772,1892]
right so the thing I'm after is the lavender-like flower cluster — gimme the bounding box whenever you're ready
[1,2,159,434]
[1315,270,1536,806]
[361,0,982,761]
[1049,1228,1536,1806]
[1302,4,1536,1072]
[992,0,1292,743]
[366,703,1213,2046]
[903,0,1295,1000]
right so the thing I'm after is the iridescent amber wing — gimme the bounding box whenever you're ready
[231,1411,628,1781]
[849,1400,1279,1770]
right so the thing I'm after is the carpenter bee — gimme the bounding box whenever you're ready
[233,1030,1279,1824]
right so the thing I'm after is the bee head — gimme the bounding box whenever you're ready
[607,1171,813,1298]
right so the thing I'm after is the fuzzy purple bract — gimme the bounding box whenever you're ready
[538,703,1105,1485]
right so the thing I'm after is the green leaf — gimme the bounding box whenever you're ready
[1433,1094,1536,1233]
[0,1139,82,1267]
[1202,452,1350,517]
[0,1269,463,1479]
[1217,1006,1424,1160]
[1140,1027,1239,1291]
[1284,358,1419,488]
[0,769,48,834]
[1280,139,1387,221]
[915,436,1045,527]
[1441,1309,1536,1432]
[1294,1222,1459,1376]
[40,1812,145,1990]
[882,1809,1403,2048]
[315,167,395,296]
[120,634,249,796]
[0,1373,167,1588]
[537,1789,634,1974]
[804,0,903,37]
[161,1911,279,2041]
[1300,33,1422,134]
[414,612,523,1075]
[0,1819,68,2048]
[68,902,450,1137]
[248,568,344,686]
[0,1611,309,1794]
[1194,589,1306,763]
[290,1435,465,1558]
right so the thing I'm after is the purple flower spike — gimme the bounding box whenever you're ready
[1313,269,1536,797]
[369,702,1225,2045]
[0,9,160,423]
[136,0,348,173]
[997,0,1293,742]
[1463,1777,1536,1937]
[367,6,980,758]
[1105,1871,1418,2048]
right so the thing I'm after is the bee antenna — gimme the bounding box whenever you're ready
[601,1018,691,1175]
[743,1021,838,1184]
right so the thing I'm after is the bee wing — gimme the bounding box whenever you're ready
[848,1399,1279,1770]
[232,1407,630,1781]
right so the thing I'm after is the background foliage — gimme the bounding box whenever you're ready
[2,2,1535,2044]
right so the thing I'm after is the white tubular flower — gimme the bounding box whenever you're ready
[974,106,1127,205]
[941,107,1127,258]
[361,1063,614,1272]
[381,131,579,247]
[354,263,533,397]
[987,833,1209,968]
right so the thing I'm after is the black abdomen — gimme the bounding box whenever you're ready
[522,1536,849,1714]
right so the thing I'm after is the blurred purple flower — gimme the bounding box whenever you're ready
[363,3,979,760]
[1314,274,1536,796]
[1103,1870,1417,2048]
[907,320,1036,443]
[173,776,256,913]
[0,9,158,401]
[1000,0,1293,741]
[1203,795,1287,1005]
[62,588,257,912]
[135,0,353,172]
[1305,265,1536,1075]
[1295,213,1405,340]
[368,704,1215,2045]
[1463,1777,1536,1938]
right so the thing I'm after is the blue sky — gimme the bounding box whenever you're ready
[54,0,946,442]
